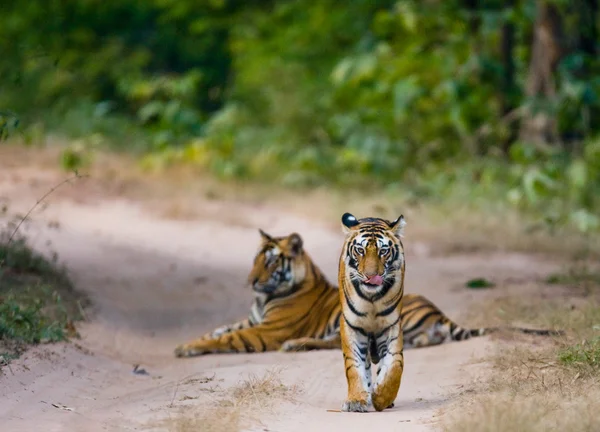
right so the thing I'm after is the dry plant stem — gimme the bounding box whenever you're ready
[5,171,87,247]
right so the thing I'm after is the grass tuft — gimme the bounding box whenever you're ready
[170,406,241,432]
[163,368,301,432]
[559,337,600,373]
[231,367,301,408]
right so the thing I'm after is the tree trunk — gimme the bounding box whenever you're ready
[578,0,598,61]
[500,0,517,154]
[519,0,564,147]
[464,0,481,54]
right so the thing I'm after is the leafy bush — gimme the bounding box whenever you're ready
[0,293,68,344]
[3,0,600,234]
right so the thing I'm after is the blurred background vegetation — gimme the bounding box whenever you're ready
[1,0,600,234]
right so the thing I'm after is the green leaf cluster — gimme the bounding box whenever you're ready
[2,1,600,232]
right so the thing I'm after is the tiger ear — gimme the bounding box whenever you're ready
[258,229,274,242]
[389,215,406,238]
[341,212,360,235]
[288,233,303,256]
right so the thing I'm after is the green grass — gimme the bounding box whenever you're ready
[559,337,600,372]
[0,226,86,364]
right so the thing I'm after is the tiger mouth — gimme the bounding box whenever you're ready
[361,280,385,289]
[363,275,384,286]
[252,284,277,294]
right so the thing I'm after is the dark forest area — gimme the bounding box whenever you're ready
[1,0,600,233]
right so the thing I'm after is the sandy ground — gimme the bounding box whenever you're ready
[0,161,559,432]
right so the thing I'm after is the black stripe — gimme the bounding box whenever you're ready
[351,278,372,301]
[376,295,402,317]
[256,333,267,352]
[343,313,368,337]
[403,310,439,334]
[352,342,368,362]
[374,314,402,339]
[332,312,341,332]
[371,275,396,302]
[343,287,367,317]
[237,333,254,352]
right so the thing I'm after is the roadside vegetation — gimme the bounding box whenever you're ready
[442,263,600,432]
[2,1,600,242]
[0,206,86,367]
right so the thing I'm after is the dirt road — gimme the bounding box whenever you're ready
[0,163,558,431]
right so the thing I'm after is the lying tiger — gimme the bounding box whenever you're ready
[174,230,561,357]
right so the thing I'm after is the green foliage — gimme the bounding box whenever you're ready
[0,292,68,344]
[3,0,600,234]
[0,111,19,141]
[465,278,496,289]
[0,236,59,278]
[559,337,600,372]
[1,216,82,362]
[506,142,600,233]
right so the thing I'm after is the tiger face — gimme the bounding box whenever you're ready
[341,212,406,295]
[247,229,307,296]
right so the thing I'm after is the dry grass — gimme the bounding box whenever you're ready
[442,391,600,432]
[170,406,241,432]
[231,367,301,408]
[441,287,600,432]
[164,368,301,432]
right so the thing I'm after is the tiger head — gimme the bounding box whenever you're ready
[340,212,406,294]
[247,229,308,296]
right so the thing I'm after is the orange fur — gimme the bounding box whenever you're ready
[338,213,406,412]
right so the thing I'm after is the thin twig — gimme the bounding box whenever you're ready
[6,171,87,247]
[169,380,180,408]
[249,380,262,409]
[76,299,88,322]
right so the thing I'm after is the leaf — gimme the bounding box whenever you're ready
[393,76,421,122]
[522,168,557,204]
[570,209,600,233]
[567,159,587,190]
[395,2,417,32]
[137,101,164,124]
[331,58,354,86]
[465,278,495,289]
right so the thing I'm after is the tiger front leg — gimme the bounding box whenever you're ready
[371,325,404,412]
[206,318,252,339]
[280,334,341,352]
[340,320,371,412]
[174,326,277,357]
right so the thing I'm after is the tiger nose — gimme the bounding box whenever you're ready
[364,270,382,277]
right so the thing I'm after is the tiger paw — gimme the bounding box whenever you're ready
[372,392,396,412]
[280,341,301,352]
[341,399,369,413]
[174,344,202,358]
